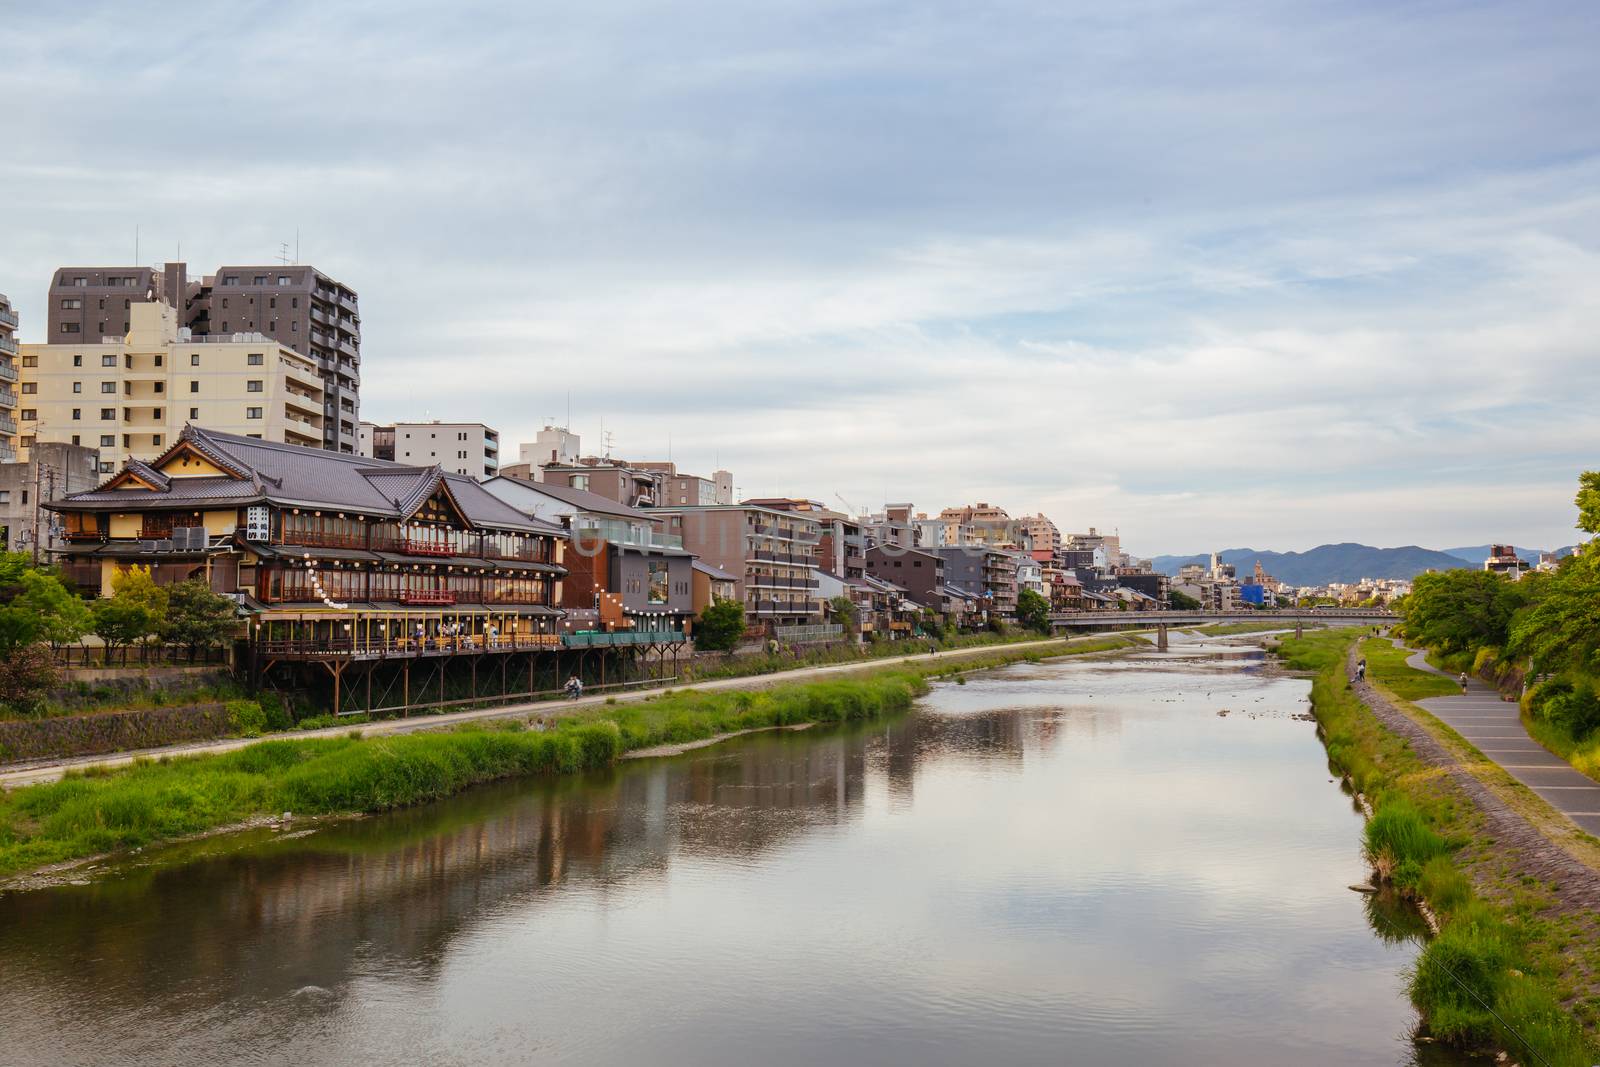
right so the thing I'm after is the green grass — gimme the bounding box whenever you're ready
[1360,638,1462,701]
[1193,620,1322,636]
[1276,629,1600,1065]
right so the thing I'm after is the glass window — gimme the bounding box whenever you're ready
[71,409,80,420]
[60,323,81,334]
[190,381,199,393]
[72,382,82,393]
[101,382,115,393]
[190,353,200,366]
[100,435,114,447]
[248,353,264,365]
[101,354,116,366]
[246,406,262,419]
[247,380,263,392]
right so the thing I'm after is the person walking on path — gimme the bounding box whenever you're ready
[1458,671,1469,693]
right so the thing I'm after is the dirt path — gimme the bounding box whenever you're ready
[0,634,1122,791]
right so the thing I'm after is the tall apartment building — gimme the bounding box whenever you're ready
[359,420,500,479]
[46,261,360,453]
[0,292,18,462]
[1017,513,1061,555]
[744,498,866,580]
[19,302,323,471]
[648,504,823,629]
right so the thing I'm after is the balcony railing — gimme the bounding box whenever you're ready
[0,306,18,328]
[0,335,16,356]
[0,362,16,383]
[400,590,457,605]
[773,623,843,643]
[563,630,688,647]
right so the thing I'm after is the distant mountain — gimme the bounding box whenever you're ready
[1151,543,1472,586]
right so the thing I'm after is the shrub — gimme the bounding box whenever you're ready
[0,645,61,717]
[226,700,267,738]
[1541,681,1600,741]
[1410,912,1512,1043]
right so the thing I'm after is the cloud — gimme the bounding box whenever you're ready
[1,0,1597,553]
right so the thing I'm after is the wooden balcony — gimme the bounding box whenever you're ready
[400,590,457,605]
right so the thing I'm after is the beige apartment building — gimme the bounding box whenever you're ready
[0,292,18,462]
[19,302,323,472]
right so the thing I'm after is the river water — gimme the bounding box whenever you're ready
[0,636,1470,1066]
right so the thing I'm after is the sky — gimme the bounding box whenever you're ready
[2,0,1597,556]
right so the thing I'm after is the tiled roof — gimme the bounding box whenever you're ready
[51,426,564,535]
[691,559,738,581]
[485,476,652,520]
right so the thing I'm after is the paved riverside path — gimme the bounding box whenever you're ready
[0,634,1121,792]
[1395,640,1600,837]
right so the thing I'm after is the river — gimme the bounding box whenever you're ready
[0,634,1470,1065]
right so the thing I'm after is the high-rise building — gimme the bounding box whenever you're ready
[0,292,18,462]
[19,302,324,470]
[359,420,500,479]
[45,261,361,453]
[1017,513,1061,555]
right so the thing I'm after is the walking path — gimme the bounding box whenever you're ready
[0,634,1119,792]
[1394,640,1600,837]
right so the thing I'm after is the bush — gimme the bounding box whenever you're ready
[226,700,267,737]
[259,694,293,733]
[1540,682,1600,741]
[0,645,61,717]
[1410,911,1512,1043]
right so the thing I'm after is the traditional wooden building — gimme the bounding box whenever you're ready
[48,426,590,714]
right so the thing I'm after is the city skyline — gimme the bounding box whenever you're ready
[3,2,1597,554]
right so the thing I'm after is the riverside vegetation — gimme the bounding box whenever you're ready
[0,637,1139,882]
[1282,628,1600,1065]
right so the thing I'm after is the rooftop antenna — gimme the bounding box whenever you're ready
[277,241,292,265]
[603,429,615,459]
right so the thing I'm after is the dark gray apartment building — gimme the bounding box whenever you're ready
[45,261,361,453]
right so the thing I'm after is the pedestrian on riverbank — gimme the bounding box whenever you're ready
[1459,672,1469,692]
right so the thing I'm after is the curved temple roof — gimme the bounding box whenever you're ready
[50,425,565,537]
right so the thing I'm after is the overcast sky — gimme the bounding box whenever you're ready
[3,1,1597,555]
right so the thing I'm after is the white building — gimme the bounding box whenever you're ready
[360,419,500,479]
[518,424,580,469]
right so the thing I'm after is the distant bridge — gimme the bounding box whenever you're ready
[1046,608,1397,650]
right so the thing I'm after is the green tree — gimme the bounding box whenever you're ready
[110,565,169,622]
[829,594,859,634]
[1401,569,1526,655]
[1168,589,1201,611]
[0,605,42,657]
[93,597,159,656]
[694,598,747,652]
[163,579,239,654]
[12,570,93,649]
[1574,470,1600,536]
[1016,588,1051,634]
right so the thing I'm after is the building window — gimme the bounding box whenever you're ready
[72,382,82,393]
[278,275,291,285]
[291,297,299,309]
[191,353,200,366]
[221,321,229,332]
[269,297,277,309]
[152,408,162,420]
[254,275,267,286]
[21,409,35,421]
[152,435,162,446]
[22,355,36,368]
[122,435,130,448]
[60,323,80,334]
[248,353,263,365]
[154,354,162,367]
[223,276,238,286]
[291,321,298,331]
[71,409,80,420]
[0,492,8,504]
[73,354,82,367]
[101,354,116,367]
[189,407,198,419]
[100,435,114,447]
[100,408,114,420]
[152,382,164,394]
[190,381,199,393]
[246,406,262,419]
[101,382,115,393]
[71,435,80,446]
[20,383,35,394]
[247,380,263,392]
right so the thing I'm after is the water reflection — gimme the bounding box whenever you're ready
[0,641,1470,1066]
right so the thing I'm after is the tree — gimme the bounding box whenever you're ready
[829,594,859,635]
[12,570,93,649]
[110,565,169,622]
[1168,589,1201,611]
[694,598,747,652]
[0,605,42,658]
[93,597,159,656]
[1401,569,1526,654]
[0,645,58,717]
[1016,588,1051,634]
[1575,470,1600,537]
[163,579,239,654]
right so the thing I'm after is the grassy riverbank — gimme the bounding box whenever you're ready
[0,638,1134,882]
[1282,629,1599,1064]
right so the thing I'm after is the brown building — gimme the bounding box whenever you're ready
[540,457,733,509]
[864,544,946,612]
[46,262,361,453]
[649,504,823,630]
